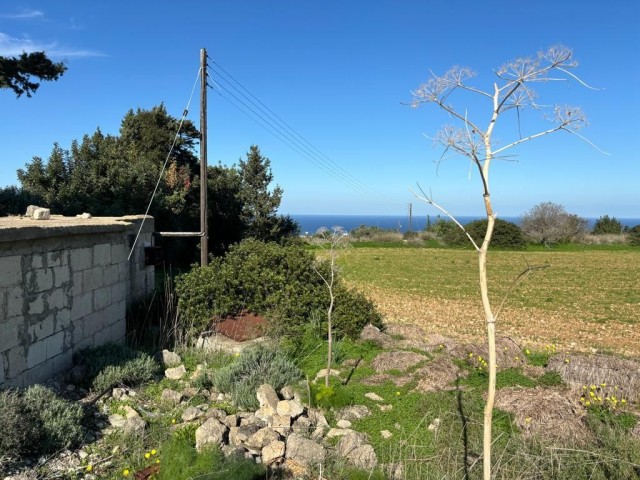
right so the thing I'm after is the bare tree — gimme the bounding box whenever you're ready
[410,46,602,480]
[313,226,349,387]
[521,201,588,245]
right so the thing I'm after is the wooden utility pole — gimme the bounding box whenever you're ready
[200,48,209,266]
[408,203,413,232]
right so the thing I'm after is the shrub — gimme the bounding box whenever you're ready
[0,389,39,458]
[22,385,84,453]
[442,218,526,249]
[425,217,458,240]
[211,345,302,410]
[593,215,623,235]
[176,239,383,340]
[74,343,161,391]
[628,225,640,246]
[0,386,84,460]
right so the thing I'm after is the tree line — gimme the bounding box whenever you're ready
[0,105,298,263]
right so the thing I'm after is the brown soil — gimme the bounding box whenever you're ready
[355,284,640,358]
[214,312,268,342]
[371,351,428,373]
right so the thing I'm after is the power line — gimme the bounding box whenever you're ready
[207,59,404,207]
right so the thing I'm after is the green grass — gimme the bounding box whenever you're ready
[338,247,640,325]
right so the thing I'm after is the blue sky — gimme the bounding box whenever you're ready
[1,1,638,218]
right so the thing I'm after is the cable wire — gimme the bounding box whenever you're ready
[127,67,202,260]
[208,59,404,207]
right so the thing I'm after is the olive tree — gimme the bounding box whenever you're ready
[410,46,600,480]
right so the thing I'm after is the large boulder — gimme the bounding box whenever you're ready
[195,418,228,451]
[286,433,326,467]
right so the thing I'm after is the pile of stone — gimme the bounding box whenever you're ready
[104,350,381,476]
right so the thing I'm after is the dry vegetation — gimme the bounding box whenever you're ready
[340,248,640,357]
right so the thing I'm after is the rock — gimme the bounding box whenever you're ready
[365,392,384,402]
[222,444,246,458]
[292,416,312,434]
[276,399,304,419]
[337,419,352,429]
[161,389,183,405]
[223,414,238,428]
[245,427,280,450]
[262,440,285,465]
[206,408,227,421]
[314,368,341,381]
[378,404,393,412]
[307,408,329,428]
[165,365,187,380]
[385,462,404,480]
[229,425,261,446]
[25,205,40,217]
[381,430,393,439]
[108,413,126,429]
[271,414,292,435]
[157,350,182,367]
[428,418,441,432]
[195,418,228,451]
[348,444,378,470]
[326,428,353,439]
[181,406,204,422]
[77,212,92,219]
[241,414,267,428]
[286,433,326,467]
[123,416,146,436]
[256,384,280,414]
[33,208,51,220]
[112,387,132,400]
[336,431,367,457]
[280,385,295,400]
[336,405,371,422]
[360,324,393,348]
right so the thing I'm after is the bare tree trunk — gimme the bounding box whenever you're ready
[479,210,496,480]
[325,291,334,388]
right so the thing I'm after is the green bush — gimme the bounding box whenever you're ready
[22,385,85,453]
[628,225,640,246]
[592,215,622,234]
[442,218,526,249]
[211,345,302,410]
[176,239,383,339]
[74,342,161,391]
[159,427,264,480]
[0,386,84,460]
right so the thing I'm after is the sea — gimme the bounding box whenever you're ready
[289,214,640,236]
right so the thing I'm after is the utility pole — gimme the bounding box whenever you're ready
[200,48,209,266]
[408,203,413,232]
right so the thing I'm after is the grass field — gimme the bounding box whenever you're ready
[338,246,640,357]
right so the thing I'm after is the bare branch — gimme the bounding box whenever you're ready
[494,261,551,322]
[564,128,611,155]
[409,184,481,252]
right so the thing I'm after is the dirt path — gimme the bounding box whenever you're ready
[354,284,640,358]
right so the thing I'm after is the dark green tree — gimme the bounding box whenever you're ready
[592,215,622,235]
[0,51,66,97]
[238,145,285,241]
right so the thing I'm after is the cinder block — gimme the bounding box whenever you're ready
[71,318,84,345]
[46,251,63,267]
[28,314,55,342]
[111,281,127,305]
[48,288,68,310]
[50,349,73,376]
[93,243,111,266]
[0,319,21,352]
[103,264,119,286]
[110,318,126,342]
[94,287,112,311]
[24,361,53,386]
[31,254,44,269]
[33,268,54,293]
[70,247,92,270]
[5,345,26,379]
[0,255,22,288]
[83,267,104,291]
[118,261,129,282]
[26,340,47,369]
[45,330,65,358]
[55,308,71,332]
[53,265,71,287]
[84,310,104,338]
[72,271,83,296]
[70,292,92,321]
[28,293,45,315]
[111,243,128,264]
[0,354,5,384]
[6,286,24,319]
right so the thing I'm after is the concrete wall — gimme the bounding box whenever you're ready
[0,215,155,387]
